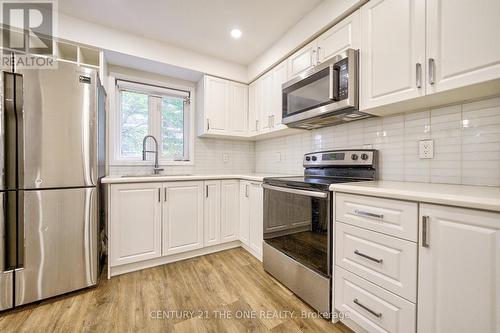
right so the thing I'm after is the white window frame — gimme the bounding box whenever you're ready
[108,72,195,166]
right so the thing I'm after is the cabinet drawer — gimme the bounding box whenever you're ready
[335,267,416,333]
[336,222,417,302]
[335,193,418,241]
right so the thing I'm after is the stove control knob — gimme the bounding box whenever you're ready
[305,156,311,161]
[361,153,369,160]
[311,156,317,161]
[351,154,359,161]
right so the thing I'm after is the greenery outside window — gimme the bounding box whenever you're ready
[115,79,191,163]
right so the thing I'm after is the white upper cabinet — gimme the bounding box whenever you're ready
[317,10,361,64]
[418,204,500,333]
[287,10,361,80]
[248,80,262,135]
[162,181,204,255]
[287,40,318,79]
[270,61,287,128]
[197,75,248,137]
[203,76,227,134]
[360,0,426,110]
[426,0,500,93]
[227,81,248,134]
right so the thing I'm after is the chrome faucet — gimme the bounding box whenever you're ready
[142,135,164,174]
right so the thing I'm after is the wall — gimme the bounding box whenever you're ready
[255,96,500,186]
[57,13,248,82]
[106,65,255,176]
[247,0,365,80]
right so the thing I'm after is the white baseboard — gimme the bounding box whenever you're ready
[110,241,244,277]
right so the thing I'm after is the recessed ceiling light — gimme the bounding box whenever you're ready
[230,28,242,39]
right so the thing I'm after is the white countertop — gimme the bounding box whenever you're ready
[101,173,291,184]
[330,181,500,212]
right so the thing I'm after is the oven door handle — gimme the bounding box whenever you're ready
[262,184,328,199]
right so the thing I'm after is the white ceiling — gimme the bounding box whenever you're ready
[59,0,322,65]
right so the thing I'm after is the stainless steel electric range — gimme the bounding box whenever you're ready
[262,149,378,315]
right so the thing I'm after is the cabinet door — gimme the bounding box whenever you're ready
[227,82,248,134]
[360,0,426,110]
[418,204,500,333]
[204,76,227,133]
[162,181,204,255]
[271,61,287,128]
[239,181,250,246]
[287,40,317,79]
[203,181,221,246]
[261,72,273,132]
[248,182,264,257]
[248,80,263,135]
[221,180,239,243]
[426,0,500,94]
[317,10,361,63]
[110,183,162,266]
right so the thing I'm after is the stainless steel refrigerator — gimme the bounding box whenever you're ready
[0,61,105,311]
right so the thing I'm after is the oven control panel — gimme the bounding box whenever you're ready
[303,150,376,167]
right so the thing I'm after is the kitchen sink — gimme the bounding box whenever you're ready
[120,174,193,178]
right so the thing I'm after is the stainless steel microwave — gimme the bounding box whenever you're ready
[282,48,373,129]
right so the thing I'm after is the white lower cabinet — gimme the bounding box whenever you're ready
[162,181,204,255]
[221,180,239,242]
[248,182,264,257]
[335,267,416,333]
[417,204,500,333]
[109,183,162,266]
[203,180,221,246]
[239,181,263,258]
[109,179,264,274]
[335,193,500,333]
[239,181,250,246]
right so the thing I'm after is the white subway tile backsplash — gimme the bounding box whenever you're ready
[256,96,500,186]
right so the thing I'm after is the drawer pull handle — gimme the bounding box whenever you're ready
[354,210,384,219]
[354,250,383,264]
[353,298,382,318]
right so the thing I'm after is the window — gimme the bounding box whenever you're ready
[114,79,192,164]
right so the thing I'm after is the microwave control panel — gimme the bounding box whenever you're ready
[336,58,349,101]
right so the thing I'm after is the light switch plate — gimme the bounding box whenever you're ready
[222,153,229,162]
[274,152,281,162]
[419,140,434,159]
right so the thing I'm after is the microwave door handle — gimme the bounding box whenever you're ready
[329,64,339,101]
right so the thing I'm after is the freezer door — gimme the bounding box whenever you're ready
[0,191,13,311]
[15,187,97,306]
[16,62,97,190]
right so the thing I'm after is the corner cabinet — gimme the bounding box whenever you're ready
[109,183,162,266]
[196,75,248,138]
[417,204,500,333]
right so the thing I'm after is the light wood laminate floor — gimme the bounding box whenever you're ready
[0,248,353,333]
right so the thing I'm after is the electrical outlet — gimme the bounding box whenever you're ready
[222,153,229,162]
[274,152,281,162]
[419,140,434,159]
